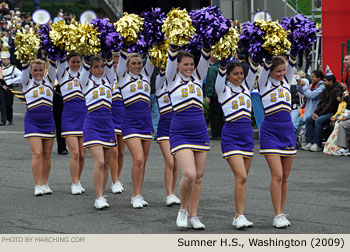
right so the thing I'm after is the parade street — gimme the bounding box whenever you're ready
[0,101,349,234]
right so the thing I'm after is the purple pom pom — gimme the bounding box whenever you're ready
[125,33,148,55]
[189,6,231,46]
[140,7,166,47]
[38,24,66,61]
[91,18,123,55]
[280,14,317,50]
[239,21,266,57]
[180,33,203,63]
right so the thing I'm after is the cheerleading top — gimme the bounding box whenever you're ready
[21,60,56,139]
[116,48,154,141]
[165,45,210,154]
[215,58,260,123]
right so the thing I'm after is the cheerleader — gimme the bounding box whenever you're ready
[215,57,260,229]
[166,45,210,229]
[109,51,125,194]
[80,54,116,209]
[155,70,180,206]
[258,49,298,228]
[21,58,57,196]
[57,52,86,195]
[117,49,154,209]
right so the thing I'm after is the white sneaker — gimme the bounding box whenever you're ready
[78,181,85,193]
[310,143,322,152]
[131,195,143,209]
[41,184,53,194]
[176,209,189,228]
[34,185,43,196]
[165,194,181,206]
[94,197,109,209]
[111,182,123,194]
[140,195,148,206]
[281,213,291,226]
[232,215,253,229]
[302,143,312,150]
[71,183,82,195]
[188,216,205,230]
[333,148,349,156]
[118,181,124,191]
[273,214,288,228]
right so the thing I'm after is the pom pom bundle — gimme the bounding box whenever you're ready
[211,27,240,60]
[14,28,41,63]
[115,13,144,45]
[239,21,266,57]
[162,8,195,46]
[189,6,231,47]
[126,33,148,55]
[279,14,317,51]
[140,8,166,47]
[38,24,66,61]
[91,18,123,55]
[257,20,291,55]
[49,20,69,51]
[181,34,203,62]
[149,40,170,70]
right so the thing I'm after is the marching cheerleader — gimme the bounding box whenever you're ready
[22,58,57,196]
[166,45,210,229]
[155,70,180,206]
[109,51,125,194]
[57,52,87,195]
[258,49,298,228]
[80,54,116,209]
[215,57,260,229]
[117,49,154,209]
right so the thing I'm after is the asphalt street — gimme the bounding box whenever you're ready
[0,100,349,234]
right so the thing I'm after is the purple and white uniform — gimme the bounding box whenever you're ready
[111,73,124,135]
[117,49,154,142]
[80,57,116,148]
[258,51,297,156]
[216,59,259,159]
[155,71,173,143]
[166,45,210,155]
[57,57,86,137]
[22,60,56,139]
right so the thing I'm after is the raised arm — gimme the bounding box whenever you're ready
[80,57,91,93]
[215,59,228,95]
[116,47,128,81]
[285,48,298,84]
[47,59,57,87]
[21,64,30,93]
[143,55,154,78]
[155,70,166,92]
[194,46,210,84]
[57,56,67,82]
[244,55,260,91]
[165,44,179,86]
[258,54,272,91]
[104,53,115,86]
[298,83,325,99]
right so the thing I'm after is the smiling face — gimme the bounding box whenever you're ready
[177,56,195,78]
[270,64,286,81]
[68,56,81,72]
[344,55,350,69]
[311,73,320,84]
[127,56,142,75]
[30,63,45,81]
[90,60,104,78]
[227,66,244,86]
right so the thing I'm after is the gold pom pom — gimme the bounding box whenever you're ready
[65,20,101,56]
[257,20,291,56]
[211,27,240,60]
[14,28,41,63]
[114,12,144,44]
[49,20,69,50]
[149,41,170,70]
[162,8,195,46]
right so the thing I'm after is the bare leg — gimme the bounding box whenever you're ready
[89,146,105,198]
[28,138,43,185]
[265,155,283,215]
[159,141,176,195]
[66,136,80,184]
[280,156,294,213]
[41,138,54,185]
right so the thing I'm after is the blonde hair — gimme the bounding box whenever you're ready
[297,69,306,78]
[112,51,120,57]
[126,53,142,67]
[29,59,45,68]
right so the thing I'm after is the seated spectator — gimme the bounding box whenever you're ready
[333,108,350,156]
[341,52,350,92]
[304,69,343,152]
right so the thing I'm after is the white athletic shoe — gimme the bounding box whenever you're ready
[140,195,148,206]
[188,216,205,230]
[273,214,288,228]
[309,143,322,152]
[71,183,82,195]
[78,181,85,193]
[333,148,349,156]
[131,195,143,209]
[302,143,313,150]
[34,185,43,196]
[41,184,53,194]
[176,209,189,228]
[165,194,181,206]
[94,197,109,209]
[281,213,291,226]
[111,182,123,194]
[232,215,253,229]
